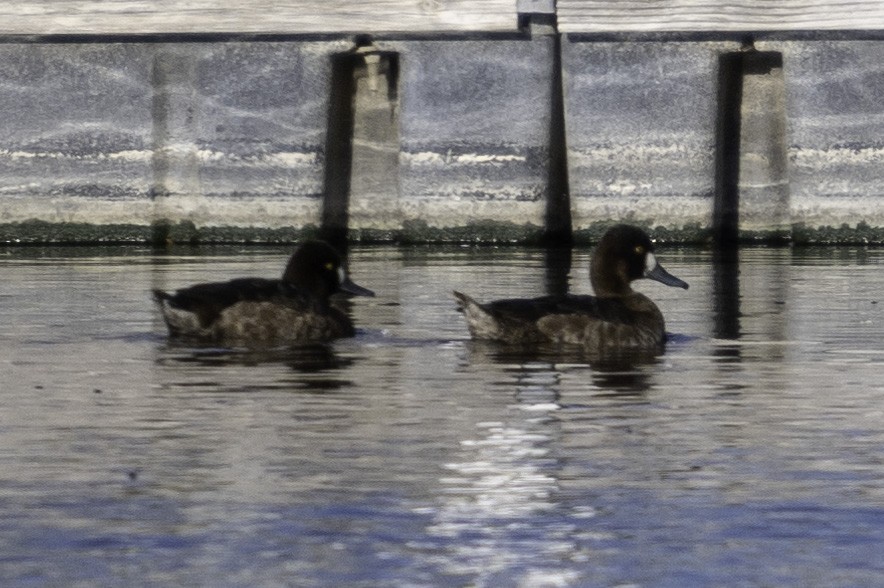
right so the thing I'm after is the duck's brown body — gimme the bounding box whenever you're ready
[454,291,665,351]
[153,241,373,345]
[154,278,355,344]
[454,225,688,353]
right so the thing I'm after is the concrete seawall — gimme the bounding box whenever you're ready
[1,33,883,244]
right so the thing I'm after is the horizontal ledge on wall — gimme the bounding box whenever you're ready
[0,1,519,36]
[558,0,884,33]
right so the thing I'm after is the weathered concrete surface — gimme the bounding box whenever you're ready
[149,42,341,229]
[348,51,401,234]
[0,38,557,243]
[563,40,734,240]
[1,37,883,244]
[0,0,519,35]
[0,41,338,237]
[738,61,790,239]
[564,38,884,244]
[0,43,155,226]
[558,0,884,33]
[773,40,884,241]
[394,38,553,241]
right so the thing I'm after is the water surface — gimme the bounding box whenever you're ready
[0,244,881,586]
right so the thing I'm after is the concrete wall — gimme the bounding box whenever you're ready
[396,38,553,241]
[563,37,884,243]
[0,34,883,244]
[778,41,884,237]
[562,40,731,240]
[0,41,339,242]
[0,36,556,243]
[0,43,155,226]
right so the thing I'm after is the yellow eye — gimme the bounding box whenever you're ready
[634,245,645,255]
[324,262,334,271]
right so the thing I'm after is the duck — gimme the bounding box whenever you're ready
[453,224,688,353]
[153,240,374,344]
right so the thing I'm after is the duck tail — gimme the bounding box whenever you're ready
[452,290,474,311]
[454,290,488,314]
[152,289,172,304]
[453,291,499,339]
[152,289,198,337]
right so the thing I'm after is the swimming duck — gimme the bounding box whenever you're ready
[153,240,374,344]
[454,224,688,352]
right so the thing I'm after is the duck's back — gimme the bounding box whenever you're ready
[454,291,665,351]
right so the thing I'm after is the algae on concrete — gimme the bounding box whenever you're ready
[3,219,884,246]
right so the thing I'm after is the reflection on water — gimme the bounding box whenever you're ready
[543,245,572,298]
[158,344,356,391]
[712,246,741,341]
[0,244,882,586]
[464,340,658,395]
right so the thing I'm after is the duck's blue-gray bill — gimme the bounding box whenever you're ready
[341,277,375,297]
[646,264,689,290]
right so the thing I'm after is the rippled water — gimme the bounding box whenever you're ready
[0,244,882,586]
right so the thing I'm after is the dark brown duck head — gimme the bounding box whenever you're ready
[281,240,375,300]
[590,225,689,297]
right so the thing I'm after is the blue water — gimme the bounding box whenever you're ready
[0,244,882,586]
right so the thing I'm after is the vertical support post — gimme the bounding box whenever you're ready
[319,53,357,253]
[151,48,200,207]
[348,48,401,237]
[523,1,572,245]
[714,52,744,247]
[320,41,400,251]
[715,48,789,245]
[545,26,573,245]
[150,47,202,243]
[740,51,789,241]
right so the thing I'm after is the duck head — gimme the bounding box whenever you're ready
[590,225,689,297]
[281,240,375,299]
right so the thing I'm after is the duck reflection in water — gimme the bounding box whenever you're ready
[159,343,349,370]
[462,339,657,395]
[156,343,357,393]
[455,225,689,358]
